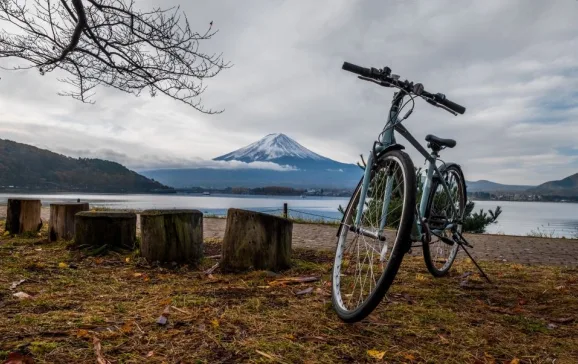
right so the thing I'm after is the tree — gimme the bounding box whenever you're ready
[0,0,230,113]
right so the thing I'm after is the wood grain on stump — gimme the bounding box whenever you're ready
[140,209,204,265]
[74,211,137,249]
[5,198,42,234]
[221,208,292,272]
[49,203,90,241]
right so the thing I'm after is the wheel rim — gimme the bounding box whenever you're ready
[333,155,408,313]
[426,169,464,272]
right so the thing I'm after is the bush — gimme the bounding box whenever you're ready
[462,201,502,234]
[338,162,502,234]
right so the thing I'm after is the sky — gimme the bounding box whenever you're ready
[1,0,578,185]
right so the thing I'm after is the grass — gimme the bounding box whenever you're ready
[527,227,558,239]
[1,220,577,363]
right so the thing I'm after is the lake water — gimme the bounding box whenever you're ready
[1,193,577,238]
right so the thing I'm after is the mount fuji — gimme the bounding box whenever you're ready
[140,133,362,189]
[214,133,353,170]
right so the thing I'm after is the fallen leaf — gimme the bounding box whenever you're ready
[510,359,520,364]
[403,353,415,361]
[2,230,9,237]
[121,322,133,333]
[269,276,320,286]
[156,306,170,325]
[58,262,68,269]
[555,285,566,290]
[295,287,313,296]
[92,336,111,364]
[76,329,90,338]
[460,271,473,279]
[9,279,26,290]
[13,291,31,299]
[159,298,171,306]
[547,323,558,330]
[211,319,219,328]
[367,349,385,360]
[403,293,414,304]
[415,273,427,281]
[94,258,104,265]
[2,351,34,364]
[146,351,154,358]
[133,273,143,278]
[125,257,130,263]
[551,317,574,324]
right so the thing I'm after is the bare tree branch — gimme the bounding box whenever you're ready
[0,0,230,113]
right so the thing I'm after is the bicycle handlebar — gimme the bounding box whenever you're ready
[342,61,466,115]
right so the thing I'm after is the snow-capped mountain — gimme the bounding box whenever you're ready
[141,133,363,188]
[215,133,327,163]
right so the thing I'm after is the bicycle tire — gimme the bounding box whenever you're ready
[422,163,466,277]
[331,149,416,323]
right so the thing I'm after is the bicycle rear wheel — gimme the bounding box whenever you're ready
[332,149,416,323]
[422,164,466,277]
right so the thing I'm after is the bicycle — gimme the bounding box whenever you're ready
[332,61,487,323]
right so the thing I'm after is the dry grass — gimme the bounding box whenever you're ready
[0,219,577,364]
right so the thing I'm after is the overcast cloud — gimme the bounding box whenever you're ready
[1,0,577,184]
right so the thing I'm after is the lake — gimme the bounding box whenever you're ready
[1,193,577,238]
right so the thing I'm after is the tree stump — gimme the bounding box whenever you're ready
[5,198,42,234]
[48,203,90,241]
[221,208,292,272]
[140,209,204,265]
[74,211,137,249]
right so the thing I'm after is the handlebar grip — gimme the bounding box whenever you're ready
[342,62,371,77]
[439,98,466,114]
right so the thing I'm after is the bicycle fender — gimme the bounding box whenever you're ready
[336,143,406,238]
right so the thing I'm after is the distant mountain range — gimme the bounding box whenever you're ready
[465,180,534,192]
[0,139,171,193]
[141,133,363,189]
[530,172,578,196]
[2,135,576,197]
[142,133,578,195]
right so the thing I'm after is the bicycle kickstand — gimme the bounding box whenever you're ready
[454,232,492,284]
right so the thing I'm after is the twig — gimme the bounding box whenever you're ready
[170,305,191,315]
[204,262,219,275]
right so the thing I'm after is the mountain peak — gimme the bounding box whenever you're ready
[214,133,328,163]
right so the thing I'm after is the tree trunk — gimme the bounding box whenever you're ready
[48,203,90,241]
[74,211,137,249]
[5,198,42,234]
[140,209,204,265]
[221,208,292,272]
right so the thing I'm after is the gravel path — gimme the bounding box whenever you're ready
[2,206,577,266]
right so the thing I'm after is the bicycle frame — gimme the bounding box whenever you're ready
[353,91,459,241]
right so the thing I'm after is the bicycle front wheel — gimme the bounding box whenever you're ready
[332,149,416,323]
[422,163,466,277]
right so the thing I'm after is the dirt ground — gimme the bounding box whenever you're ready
[2,206,578,266]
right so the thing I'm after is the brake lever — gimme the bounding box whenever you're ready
[358,76,392,88]
[424,97,457,116]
